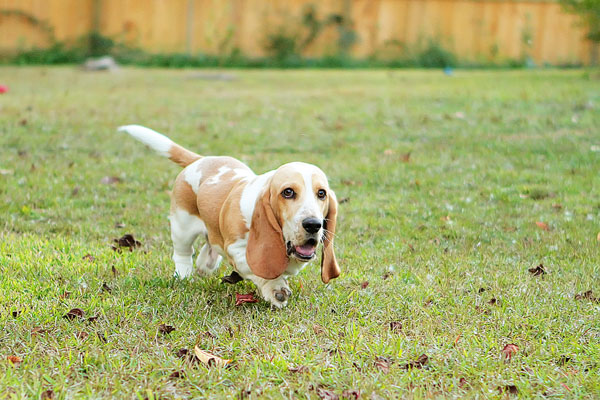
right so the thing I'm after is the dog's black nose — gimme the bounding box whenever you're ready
[302,218,322,234]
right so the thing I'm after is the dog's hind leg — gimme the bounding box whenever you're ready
[196,241,222,276]
[169,208,206,279]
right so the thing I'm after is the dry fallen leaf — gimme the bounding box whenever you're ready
[100,176,122,185]
[528,264,546,276]
[288,365,309,373]
[101,282,112,293]
[502,344,519,361]
[235,293,259,306]
[113,234,141,251]
[82,254,95,262]
[401,354,429,369]
[64,308,85,320]
[221,271,243,284]
[341,389,361,399]
[193,345,231,368]
[7,356,22,366]
[535,221,550,231]
[389,321,402,333]
[316,385,339,400]
[169,370,184,379]
[360,281,369,289]
[41,389,54,400]
[313,324,325,335]
[575,290,599,302]
[77,331,89,340]
[374,356,392,373]
[499,385,518,395]
[401,152,411,163]
[158,324,175,335]
[59,291,71,300]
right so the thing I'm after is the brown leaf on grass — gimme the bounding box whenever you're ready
[360,281,369,289]
[382,272,392,280]
[535,221,550,231]
[338,197,350,204]
[501,344,519,361]
[82,254,95,262]
[111,265,118,277]
[341,389,361,399]
[193,346,231,368]
[71,186,80,196]
[158,324,175,335]
[64,308,85,320]
[59,291,71,299]
[288,365,309,373]
[499,385,518,395]
[488,298,499,306]
[221,271,243,284]
[389,321,402,333]
[31,327,49,335]
[552,203,563,210]
[113,234,141,251]
[575,290,599,302]
[401,152,411,163]
[115,222,125,229]
[235,293,259,306]
[41,389,55,400]
[313,324,325,335]
[169,370,184,379]
[401,354,429,369]
[77,331,89,340]
[176,349,191,359]
[316,386,339,400]
[101,282,112,293]
[374,356,392,373]
[86,316,98,323]
[100,176,122,185]
[7,356,22,366]
[458,378,468,388]
[528,264,546,276]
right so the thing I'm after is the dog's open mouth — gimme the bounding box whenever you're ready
[287,239,317,261]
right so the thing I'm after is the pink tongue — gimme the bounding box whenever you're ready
[295,245,315,256]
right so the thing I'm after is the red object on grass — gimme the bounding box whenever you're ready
[0,85,8,94]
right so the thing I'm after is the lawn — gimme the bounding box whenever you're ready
[1,66,599,399]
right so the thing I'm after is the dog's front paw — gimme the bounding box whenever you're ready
[260,279,292,309]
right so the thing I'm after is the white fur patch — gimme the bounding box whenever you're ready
[119,125,172,158]
[205,166,232,185]
[169,208,207,278]
[183,159,203,193]
[240,171,275,228]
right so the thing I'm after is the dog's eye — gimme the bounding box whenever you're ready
[317,189,327,200]
[282,188,295,199]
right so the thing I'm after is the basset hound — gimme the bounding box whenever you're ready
[119,125,340,308]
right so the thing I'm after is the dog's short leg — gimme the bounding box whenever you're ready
[196,243,222,276]
[169,209,206,279]
[251,276,292,309]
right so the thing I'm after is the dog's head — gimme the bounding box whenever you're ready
[246,162,340,283]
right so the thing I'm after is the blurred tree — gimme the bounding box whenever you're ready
[560,0,600,42]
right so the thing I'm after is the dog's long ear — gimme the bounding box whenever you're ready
[321,190,340,283]
[246,188,288,279]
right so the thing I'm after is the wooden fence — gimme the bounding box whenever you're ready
[0,0,594,65]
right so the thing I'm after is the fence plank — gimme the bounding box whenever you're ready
[0,0,593,64]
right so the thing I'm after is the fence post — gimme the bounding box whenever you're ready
[186,0,194,54]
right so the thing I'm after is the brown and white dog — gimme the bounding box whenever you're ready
[119,125,340,308]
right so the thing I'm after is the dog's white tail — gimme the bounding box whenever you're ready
[118,125,201,168]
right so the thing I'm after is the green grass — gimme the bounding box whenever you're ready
[1,67,599,399]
